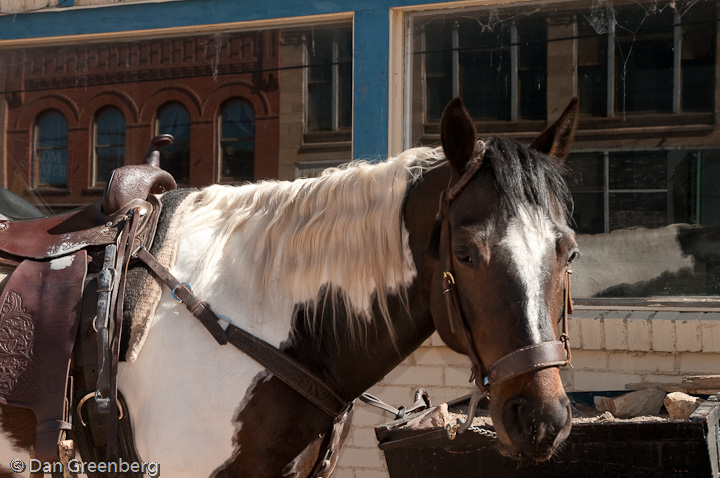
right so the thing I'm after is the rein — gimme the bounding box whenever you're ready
[437,140,573,433]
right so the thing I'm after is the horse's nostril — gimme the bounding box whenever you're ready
[504,395,571,447]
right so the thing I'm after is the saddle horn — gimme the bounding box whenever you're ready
[142,134,174,168]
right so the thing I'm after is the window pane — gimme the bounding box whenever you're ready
[609,192,667,230]
[305,26,352,131]
[424,22,453,121]
[609,151,667,190]
[615,6,674,114]
[94,108,126,184]
[577,17,608,116]
[517,18,546,120]
[157,103,191,183]
[36,111,68,188]
[220,99,254,182]
[681,3,716,112]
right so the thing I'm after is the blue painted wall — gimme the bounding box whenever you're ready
[0,0,437,160]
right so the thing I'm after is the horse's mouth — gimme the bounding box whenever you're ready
[498,443,557,463]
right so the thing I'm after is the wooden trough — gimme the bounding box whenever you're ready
[374,392,720,478]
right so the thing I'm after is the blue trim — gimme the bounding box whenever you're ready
[59,0,74,7]
[353,8,389,161]
[0,0,434,40]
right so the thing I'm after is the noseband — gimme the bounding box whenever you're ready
[437,141,572,431]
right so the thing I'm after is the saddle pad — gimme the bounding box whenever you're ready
[122,189,195,362]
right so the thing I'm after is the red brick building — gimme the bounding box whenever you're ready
[2,30,280,211]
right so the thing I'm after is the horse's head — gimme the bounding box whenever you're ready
[430,97,579,461]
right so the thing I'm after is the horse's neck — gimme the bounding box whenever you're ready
[288,283,436,400]
[291,167,448,399]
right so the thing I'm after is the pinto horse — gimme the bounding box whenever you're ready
[0,96,579,477]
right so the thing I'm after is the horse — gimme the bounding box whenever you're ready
[0,96,580,477]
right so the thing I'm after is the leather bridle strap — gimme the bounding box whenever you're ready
[132,246,350,418]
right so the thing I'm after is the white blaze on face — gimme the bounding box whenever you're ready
[498,206,555,342]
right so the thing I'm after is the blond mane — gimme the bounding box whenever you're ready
[178,146,441,340]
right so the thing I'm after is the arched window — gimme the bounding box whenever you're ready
[218,99,254,182]
[156,102,191,184]
[34,110,68,188]
[94,107,126,185]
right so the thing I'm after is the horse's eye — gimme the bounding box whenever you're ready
[567,249,579,265]
[455,249,472,264]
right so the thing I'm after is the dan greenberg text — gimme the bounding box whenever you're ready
[20,458,160,476]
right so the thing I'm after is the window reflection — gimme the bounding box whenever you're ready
[156,103,191,184]
[407,0,720,299]
[306,27,352,132]
[219,99,255,182]
[94,107,126,185]
[35,110,68,188]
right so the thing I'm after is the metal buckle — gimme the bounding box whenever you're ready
[171,282,192,302]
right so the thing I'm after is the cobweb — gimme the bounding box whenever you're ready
[585,0,703,118]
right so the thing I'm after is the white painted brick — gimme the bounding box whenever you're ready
[603,313,627,351]
[679,352,720,374]
[352,404,391,427]
[412,346,471,367]
[676,316,702,352]
[380,365,444,386]
[701,313,720,353]
[355,470,391,478]
[422,386,474,405]
[568,350,608,371]
[337,447,385,468]
[651,315,676,352]
[429,331,445,347]
[572,371,640,391]
[579,316,603,349]
[643,374,682,385]
[445,366,475,387]
[607,352,675,374]
[329,467,356,478]
[567,316,582,348]
[627,317,651,351]
[365,385,417,407]
[352,428,382,448]
[559,369,575,390]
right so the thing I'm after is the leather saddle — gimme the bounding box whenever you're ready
[0,135,177,472]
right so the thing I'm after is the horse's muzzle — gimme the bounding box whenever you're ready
[499,390,572,462]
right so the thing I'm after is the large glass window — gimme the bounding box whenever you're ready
[1,19,352,211]
[413,12,547,124]
[306,26,352,132]
[578,1,716,117]
[34,110,68,188]
[94,107,126,185]
[156,103,191,184]
[406,1,720,300]
[219,99,255,182]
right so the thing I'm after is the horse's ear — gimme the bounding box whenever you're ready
[530,97,579,161]
[441,97,478,172]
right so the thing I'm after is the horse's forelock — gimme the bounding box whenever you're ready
[178,147,439,344]
[484,136,573,224]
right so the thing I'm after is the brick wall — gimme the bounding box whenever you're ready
[333,309,720,477]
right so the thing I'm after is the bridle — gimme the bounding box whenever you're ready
[436,140,573,433]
